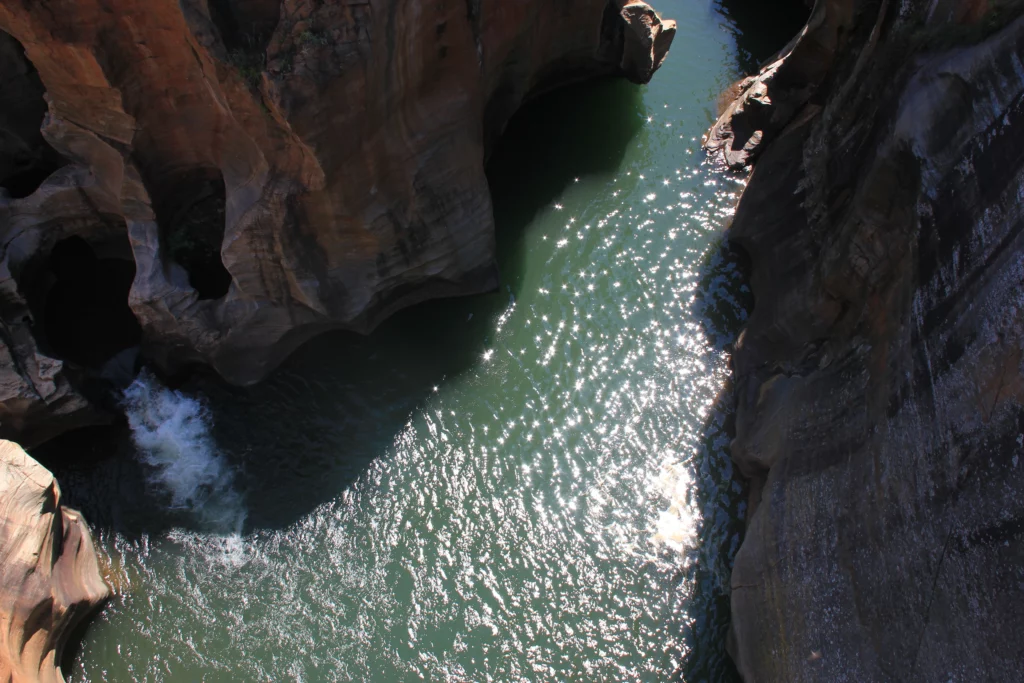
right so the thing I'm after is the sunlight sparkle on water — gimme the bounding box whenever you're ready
[61,3,755,679]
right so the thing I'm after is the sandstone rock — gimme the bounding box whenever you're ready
[713,1,1024,681]
[0,31,63,200]
[705,0,851,169]
[0,162,139,447]
[0,440,109,683]
[604,2,677,85]
[0,0,673,444]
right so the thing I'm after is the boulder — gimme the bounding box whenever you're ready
[0,440,109,683]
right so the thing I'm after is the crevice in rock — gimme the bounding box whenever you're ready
[23,233,142,372]
[716,0,812,73]
[208,0,279,52]
[597,0,627,66]
[0,30,67,199]
[482,66,525,157]
[155,167,233,300]
[208,0,280,89]
[463,0,483,64]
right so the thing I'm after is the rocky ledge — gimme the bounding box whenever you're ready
[0,0,675,446]
[0,440,109,683]
[712,0,1024,681]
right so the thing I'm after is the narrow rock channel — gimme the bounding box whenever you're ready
[3,0,1022,681]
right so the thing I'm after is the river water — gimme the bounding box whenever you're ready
[36,2,804,680]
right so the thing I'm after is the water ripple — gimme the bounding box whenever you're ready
[58,1,760,680]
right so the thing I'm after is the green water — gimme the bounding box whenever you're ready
[38,2,802,680]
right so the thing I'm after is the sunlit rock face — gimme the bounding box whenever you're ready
[712,1,1024,681]
[0,0,674,445]
[0,440,109,683]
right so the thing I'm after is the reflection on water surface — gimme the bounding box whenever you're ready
[34,2,808,680]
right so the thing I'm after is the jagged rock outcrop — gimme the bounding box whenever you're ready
[704,0,838,169]
[711,1,1024,681]
[0,0,675,446]
[0,440,109,683]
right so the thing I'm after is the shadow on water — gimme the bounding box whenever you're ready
[715,0,811,74]
[36,9,783,672]
[488,77,645,297]
[42,75,645,677]
[672,238,754,683]
[206,77,644,533]
[34,76,645,540]
[673,4,810,680]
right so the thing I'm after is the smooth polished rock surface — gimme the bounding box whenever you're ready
[0,440,109,683]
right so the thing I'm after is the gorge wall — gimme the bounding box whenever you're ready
[0,440,109,683]
[711,0,1024,680]
[0,0,675,447]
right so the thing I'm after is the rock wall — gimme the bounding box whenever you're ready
[0,440,109,683]
[0,0,675,446]
[710,1,1024,681]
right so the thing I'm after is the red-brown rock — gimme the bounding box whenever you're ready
[0,0,674,445]
[0,440,109,683]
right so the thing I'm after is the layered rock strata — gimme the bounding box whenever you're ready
[711,1,1024,681]
[0,440,109,683]
[0,0,674,446]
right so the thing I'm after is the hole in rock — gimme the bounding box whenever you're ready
[0,30,67,198]
[39,235,142,370]
[156,168,233,300]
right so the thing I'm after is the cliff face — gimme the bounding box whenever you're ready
[0,0,675,446]
[0,440,109,683]
[711,1,1024,681]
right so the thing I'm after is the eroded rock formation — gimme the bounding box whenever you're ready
[0,440,109,683]
[0,0,675,446]
[711,1,1024,681]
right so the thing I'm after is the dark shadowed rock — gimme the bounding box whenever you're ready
[711,1,1024,680]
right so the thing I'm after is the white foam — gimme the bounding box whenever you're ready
[123,372,246,535]
[652,459,698,553]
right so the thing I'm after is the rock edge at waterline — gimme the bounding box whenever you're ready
[710,0,1024,681]
[0,0,675,447]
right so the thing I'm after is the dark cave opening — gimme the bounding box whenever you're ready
[156,168,233,300]
[0,30,67,199]
[38,235,142,371]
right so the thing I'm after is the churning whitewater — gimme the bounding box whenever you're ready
[123,373,246,535]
